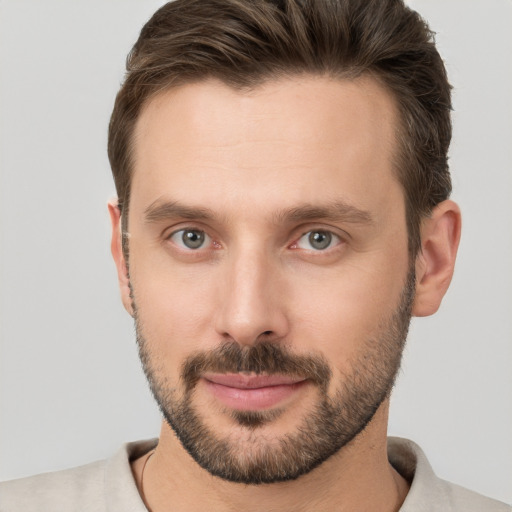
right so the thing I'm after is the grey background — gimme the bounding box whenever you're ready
[1,0,511,504]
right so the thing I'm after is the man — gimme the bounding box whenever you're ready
[1,0,510,510]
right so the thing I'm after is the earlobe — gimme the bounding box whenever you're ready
[108,199,134,316]
[412,200,462,317]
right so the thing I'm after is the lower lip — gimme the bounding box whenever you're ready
[203,379,307,411]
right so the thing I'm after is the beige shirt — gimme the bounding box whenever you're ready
[1,437,510,511]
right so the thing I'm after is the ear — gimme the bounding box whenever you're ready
[412,200,462,317]
[108,199,134,316]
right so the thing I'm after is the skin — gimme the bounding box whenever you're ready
[110,75,461,512]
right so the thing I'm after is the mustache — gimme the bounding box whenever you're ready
[181,341,332,392]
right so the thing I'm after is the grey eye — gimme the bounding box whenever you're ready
[308,231,332,250]
[170,229,209,249]
[296,230,339,251]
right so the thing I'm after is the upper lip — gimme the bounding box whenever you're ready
[202,373,306,389]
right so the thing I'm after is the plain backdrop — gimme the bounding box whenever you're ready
[0,0,511,504]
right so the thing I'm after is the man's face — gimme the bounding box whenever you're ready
[125,76,413,483]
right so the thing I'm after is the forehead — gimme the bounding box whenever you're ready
[130,75,401,219]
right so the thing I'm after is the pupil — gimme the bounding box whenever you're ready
[183,230,204,249]
[309,231,331,250]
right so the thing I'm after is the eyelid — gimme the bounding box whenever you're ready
[162,223,346,253]
[163,222,208,240]
[289,225,348,249]
[166,227,213,251]
[296,230,341,250]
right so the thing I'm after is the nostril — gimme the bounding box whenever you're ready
[262,331,272,336]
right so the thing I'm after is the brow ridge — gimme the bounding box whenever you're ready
[274,202,373,225]
[144,200,215,223]
[143,199,373,226]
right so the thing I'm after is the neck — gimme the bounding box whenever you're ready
[133,402,409,512]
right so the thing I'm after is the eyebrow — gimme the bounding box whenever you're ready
[144,199,373,226]
[273,202,373,226]
[144,200,216,223]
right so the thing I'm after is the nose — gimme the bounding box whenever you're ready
[214,246,289,346]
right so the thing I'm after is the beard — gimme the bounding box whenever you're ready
[133,267,415,485]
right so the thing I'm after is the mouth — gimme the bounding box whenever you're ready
[202,373,308,411]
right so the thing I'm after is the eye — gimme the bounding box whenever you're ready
[295,230,341,251]
[169,229,211,250]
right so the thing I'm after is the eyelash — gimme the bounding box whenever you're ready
[291,230,343,252]
[166,225,345,255]
[167,228,216,251]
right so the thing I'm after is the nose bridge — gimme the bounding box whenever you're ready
[215,239,287,345]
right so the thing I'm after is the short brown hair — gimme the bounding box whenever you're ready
[108,0,452,256]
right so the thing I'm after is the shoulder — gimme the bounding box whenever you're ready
[439,479,512,512]
[0,439,156,512]
[0,459,107,512]
[388,437,511,512]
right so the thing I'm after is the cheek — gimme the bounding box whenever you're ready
[287,257,408,366]
[129,253,220,363]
